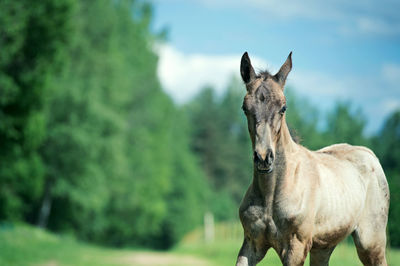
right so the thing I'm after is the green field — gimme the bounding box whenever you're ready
[1,223,400,266]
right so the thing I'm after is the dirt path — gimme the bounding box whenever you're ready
[118,251,211,266]
[35,249,212,266]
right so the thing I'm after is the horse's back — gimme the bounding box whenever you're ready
[315,143,388,204]
[316,143,385,182]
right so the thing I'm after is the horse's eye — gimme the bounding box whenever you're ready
[280,105,287,114]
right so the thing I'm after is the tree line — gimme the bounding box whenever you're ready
[1,0,399,249]
[0,0,211,249]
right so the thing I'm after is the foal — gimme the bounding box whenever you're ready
[236,52,389,266]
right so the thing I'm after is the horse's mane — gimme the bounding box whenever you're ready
[258,70,274,80]
[288,126,301,144]
[259,70,284,84]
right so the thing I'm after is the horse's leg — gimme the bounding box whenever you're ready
[352,168,389,266]
[280,235,312,266]
[352,227,387,266]
[309,247,335,266]
[236,237,269,266]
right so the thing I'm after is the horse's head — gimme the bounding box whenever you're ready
[240,52,292,173]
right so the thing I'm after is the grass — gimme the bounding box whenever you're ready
[174,239,386,265]
[174,222,400,266]
[0,223,142,266]
[1,222,400,265]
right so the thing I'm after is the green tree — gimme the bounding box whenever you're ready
[285,88,325,150]
[185,79,251,220]
[37,0,210,248]
[373,110,400,247]
[158,111,210,248]
[375,111,400,171]
[0,0,74,221]
[324,102,369,147]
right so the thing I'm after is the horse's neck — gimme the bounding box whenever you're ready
[277,117,297,153]
[253,118,298,208]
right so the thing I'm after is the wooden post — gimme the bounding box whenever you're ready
[204,212,214,243]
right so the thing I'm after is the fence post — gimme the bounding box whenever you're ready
[204,212,214,243]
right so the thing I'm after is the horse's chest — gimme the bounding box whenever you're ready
[239,201,298,244]
[240,205,271,238]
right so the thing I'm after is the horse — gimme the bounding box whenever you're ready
[235,52,390,266]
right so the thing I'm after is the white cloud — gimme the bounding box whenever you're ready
[289,70,348,99]
[155,44,268,103]
[156,43,368,105]
[155,43,358,110]
[156,44,400,133]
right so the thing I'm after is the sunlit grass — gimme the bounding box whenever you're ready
[173,222,400,266]
[1,222,400,266]
[173,240,364,266]
[0,223,137,266]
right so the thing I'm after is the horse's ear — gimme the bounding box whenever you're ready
[275,52,292,88]
[240,52,256,84]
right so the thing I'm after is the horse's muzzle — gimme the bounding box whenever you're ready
[254,150,274,173]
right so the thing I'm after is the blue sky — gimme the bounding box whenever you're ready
[150,0,400,133]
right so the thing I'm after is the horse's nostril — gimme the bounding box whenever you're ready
[254,151,272,164]
[267,149,274,164]
[254,151,260,162]
[254,151,265,163]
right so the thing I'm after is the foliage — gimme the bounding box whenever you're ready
[185,80,250,220]
[40,0,210,248]
[0,0,210,249]
[285,88,326,149]
[0,0,75,221]
[373,111,400,247]
[324,102,369,146]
